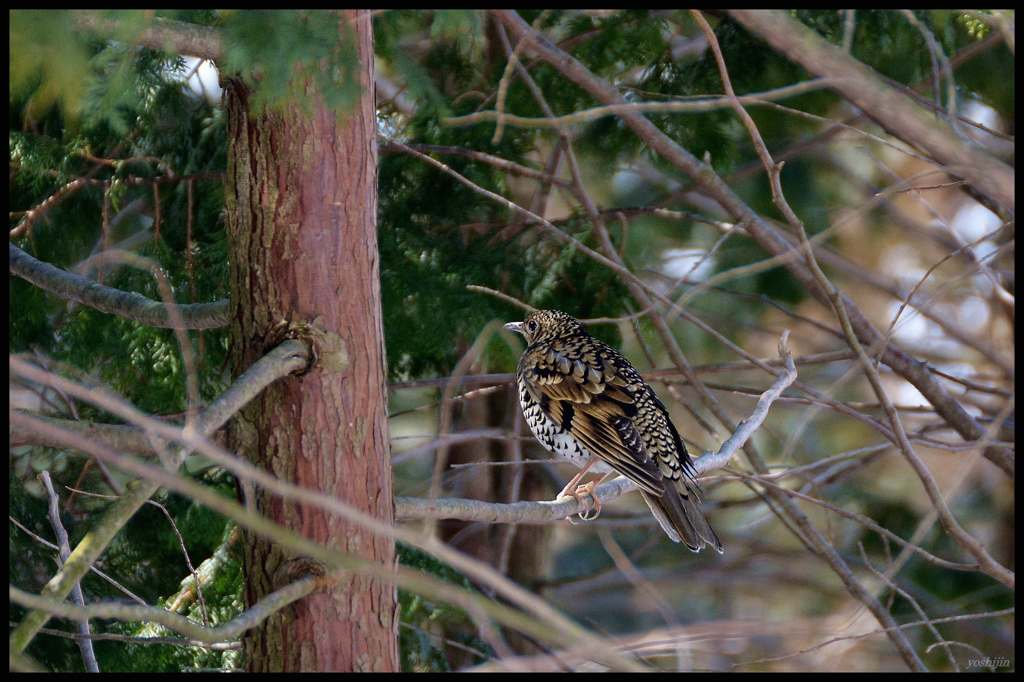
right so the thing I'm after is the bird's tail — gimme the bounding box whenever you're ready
[641,485,722,553]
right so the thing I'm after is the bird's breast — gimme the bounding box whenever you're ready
[518,380,614,473]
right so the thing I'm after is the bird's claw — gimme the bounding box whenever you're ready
[555,482,602,522]
[574,481,602,520]
[555,490,585,523]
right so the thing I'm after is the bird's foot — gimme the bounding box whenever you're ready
[555,481,602,521]
[573,480,603,520]
[555,487,592,523]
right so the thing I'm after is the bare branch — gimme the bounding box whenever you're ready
[728,10,1013,213]
[9,243,229,329]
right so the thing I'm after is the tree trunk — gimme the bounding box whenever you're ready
[224,10,398,672]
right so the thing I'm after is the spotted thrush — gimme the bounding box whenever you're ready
[505,310,722,552]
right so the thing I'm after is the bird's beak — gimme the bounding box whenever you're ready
[504,321,524,334]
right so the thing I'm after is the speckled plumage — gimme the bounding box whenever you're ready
[505,310,722,552]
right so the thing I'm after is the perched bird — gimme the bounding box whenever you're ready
[505,310,722,552]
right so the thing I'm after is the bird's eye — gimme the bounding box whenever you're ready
[527,320,538,332]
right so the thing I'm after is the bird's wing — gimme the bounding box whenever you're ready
[522,345,665,495]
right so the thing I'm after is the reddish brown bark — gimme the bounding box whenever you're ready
[225,10,398,672]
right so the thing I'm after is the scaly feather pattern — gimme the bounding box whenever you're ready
[506,310,722,552]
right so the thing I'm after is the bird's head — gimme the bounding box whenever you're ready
[504,310,582,345]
